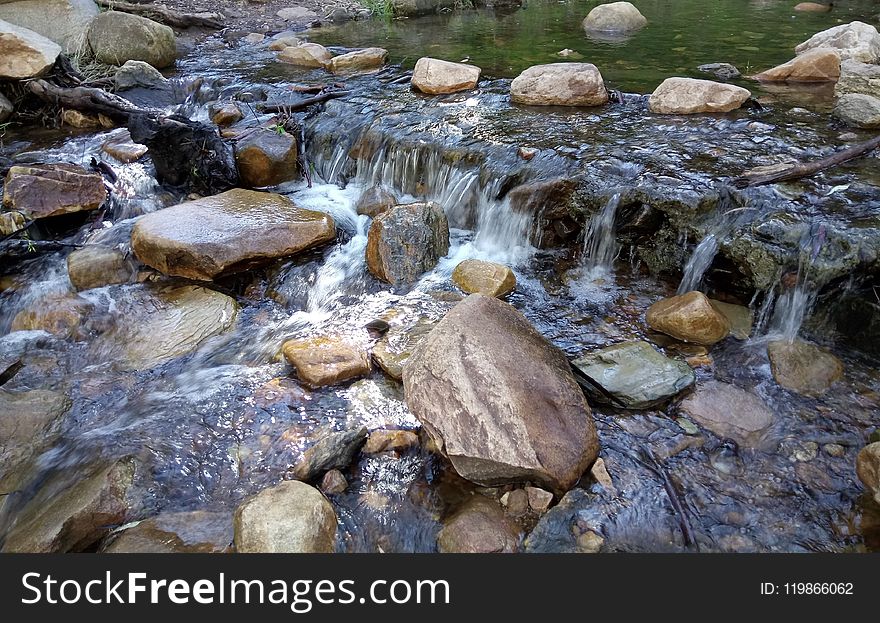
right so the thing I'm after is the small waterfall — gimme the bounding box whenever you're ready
[581,193,621,276]
[677,233,719,294]
[768,281,816,342]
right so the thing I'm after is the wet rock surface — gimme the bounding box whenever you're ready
[646,291,731,345]
[510,63,608,107]
[678,381,773,447]
[234,127,300,187]
[412,57,481,94]
[282,337,370,388]
[404,294,599,492]
[103,510,233,553]
[437,495,521,553]
[451,259,516,297]
[648,77,751,114]
[366,202,449,284]
[767,340,844,397]
[3,163,107,220]
[582,2,647,33]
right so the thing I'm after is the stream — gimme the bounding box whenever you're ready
[1,0,879,552]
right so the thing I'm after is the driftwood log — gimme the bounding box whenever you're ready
[258,90,353,114]
[28,79,148,122]
[733,134,880,188]
[95,1,224,29]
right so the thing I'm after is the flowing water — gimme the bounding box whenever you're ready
[1,1,879,552]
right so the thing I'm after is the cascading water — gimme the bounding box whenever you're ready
[581,193,621,277]
[678,233,719,294]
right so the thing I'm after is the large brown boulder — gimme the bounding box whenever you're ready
[3,163,107,220]
[437,496,521,553]
[767,340,843,397]
[87,11,176,69]
[795,21,880,63]
[233,480,337,553]
[0,19,61,78]
[403,294,599,492]
[648,77,751,114]
[582,2,647,33]
[753,48,841,83]
[131,189,335,281]
[412,57,481,94]
[234,128,299,188]
[510,63,609,107]
[646,291,731,345]
[366,202,449,284]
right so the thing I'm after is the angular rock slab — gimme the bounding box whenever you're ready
[510,63,609,107]
[678,381,773,447]
[0,18,61,78]
[131,189,335,281]
[795,21,880,63]
[648,77,751,114]
[572,340,696,409]
[290,426,368,481]
[233,480,337,553]
[412,57,481,94]
[403,294,599,492]
[3,163,107,220]
[767,340,843,397]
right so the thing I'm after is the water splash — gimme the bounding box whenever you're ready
[582,193,621,277]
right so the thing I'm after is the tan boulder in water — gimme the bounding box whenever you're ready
[355,185,397,218]
[131,189,335,281]
[452,259,516,297]
[753,48,841,83]
[277,42,331,68]
[510,63,609,107]
[794,2,833,12]
[795,21,880,63]
[234,127,299,188]
[582,2,647,33]
[438,496,521,553]
[366,202,450,285]
[327,47,388,74]
[646,291,731,345]
[649,77,751,114]
[282,336,371,388]
[411,57,481,94]
[767,339,843,397]
[67,246,134,291]
[403,294,599,492]
[3,163,107,220]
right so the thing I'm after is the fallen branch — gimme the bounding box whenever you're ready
[258,90,353,114]
[732,133,880,188]
[28,79,152,122]
[95,1,224,29]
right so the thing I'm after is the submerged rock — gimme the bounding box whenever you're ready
[1,458,137,553]
[372,316,436,380]
[0,0,97,54]
[832,93,880,129]
[648,77,751,114]
[277,42,331,68]
[131,189,335,281]
[114,60,168,90]
[363,429,420,454]
[795,21,880,63]
[0,389,70,493]
[268,35,301,51]
[753,48,841,83]
[101,131,148,163]
[403,294,599,492]
[355,185,397,217]
[282,337,371,388]
[767,340,843,397]
[0,19,61,79]
[234,127,299,188]
[87,11,177,69]
[11,293,94,339]
[91,284,238,371]
[572,340,696,409]
[437,496,521,553]
[835,59,880,98]
[67,246,135,291]
[451,259,516,297]
[103,511,233,553]
[291,426,368,481]
[678,381,773,447]
[3,163,107,220]
[646,291,731,346]
[210,102,243,127]
[320,469,348,495]
[233,480,337,553]
[366,202,450,285]
[856,442,880,504]
[327,47,388,74]
[510,63,609,107]
[697,63,741,81]
[411,57,481,94]
[794,2,832,11]
[582,2,647,33]
[708,299,753,340]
